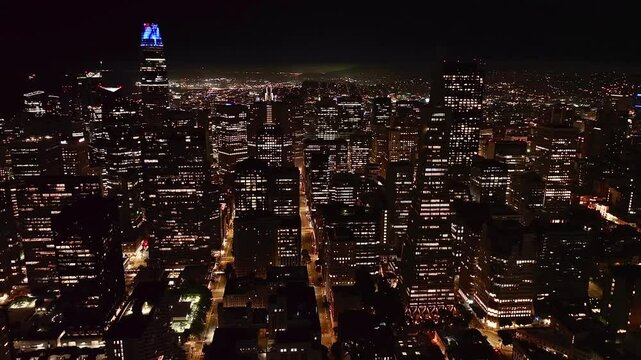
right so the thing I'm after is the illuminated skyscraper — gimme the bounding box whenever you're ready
[303,139,348,210]
[371,97,393,174]
[337,96,364,137]
[139,23,169,112]
[268,166,300,217]
[348,130,372,174]
[388,101,420,164]
[533,125,579,219]
[474,220,537,327]
[324,205,384,285]
[212,103,249,175]
[433,61,484,182]
[143,128,214,274]
[12,176,101,295]
[257,122,286,167]
[385,161,414,253]
[470,157,509,206]
[315,98,340,141]
[234,158,269,217]
[101,88,144,245]
[402,107,455,316]
[248,101,292,163]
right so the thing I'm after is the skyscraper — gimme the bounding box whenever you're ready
[303,139,348,211]
[371,97,393,174]
[315,98,340,141]
[388,101,420,164]
[139,23,169,112]
[385,161,414,253]
[101,88,144,246]
[533,125,579,219]
[257,122,286,167]
[144,128,214,274]
[212,103,249,175]
[470,157,509,206]
[402,107,455,316]
[12,176,101,295]
[268,166,300,217]
[233,158,269,217]
[433,61,484,182]
[53,197,125,335]
[536,223,590,302]
[348,130,372,174]
[475,220,537,328]
[337,96,364,137]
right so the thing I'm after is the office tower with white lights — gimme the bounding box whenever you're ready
[315,98,340,141]
[12,176,101,295]
[470,157,509,206]
[474,220,537,327]
[402,107,455,317]
[533,125,579,219]
[371,97,393,174]
[433,61,484,182]
[257,122,286,167]
[212,103,249,175]
[337,96,364,137]
[348,130,372,174]
[143,128,214,274]
[386,161,414,253]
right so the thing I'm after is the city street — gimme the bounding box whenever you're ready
[298,170,336,348]
[186,218,234,360]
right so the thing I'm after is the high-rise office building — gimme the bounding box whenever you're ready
[12,176,101,295]
[348,130,372,174]
[337,96,364,137]
[234,213,276,278]
[402,107,455,316]
[371,97,393,173]
[102,88,144,244]
[275,216,301,267]
[329,172,360,206]
[533,125,579,218]
[315,98,340,141]
[144,128,214,273]
[433,61,484,182]
[248,101,292,162]
[53,197,125,335]
[0,181,19,296]
[507,171,545,217]
[324,205,384,285]
[139,23,169,112]
[385,161,414,253]
[388,101,420,164]
[212,103,249,175]
[470,157,509,206]
[257,122,286,167]
[536,223,590,302]
[268,166,300,217]
[303,139,348,210]
[475,220,537,327]
[451,201,489,300]
[233,158,269,217]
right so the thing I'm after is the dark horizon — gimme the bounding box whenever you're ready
[2,0,641,115]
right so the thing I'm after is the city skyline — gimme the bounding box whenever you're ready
[2,5,641,360]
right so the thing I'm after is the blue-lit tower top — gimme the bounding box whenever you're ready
[141,23,163,47]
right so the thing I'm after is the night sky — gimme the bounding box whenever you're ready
[1,0,640,114]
